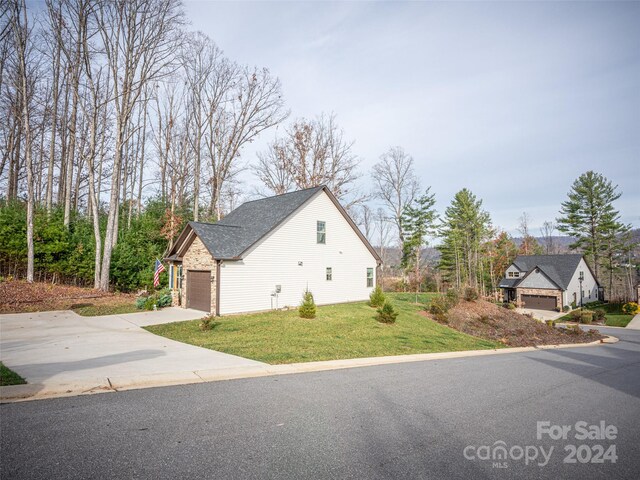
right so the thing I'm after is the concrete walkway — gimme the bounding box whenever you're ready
[628,313,640,330]
[0,308,265,399]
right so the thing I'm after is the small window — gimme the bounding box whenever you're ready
[177,265,183,289]
[513,272,519,278]
[326,267,332,281]
[508,272,513,278]
[317,221,326,244]
[169,264,174,288]
[367,268,374,287]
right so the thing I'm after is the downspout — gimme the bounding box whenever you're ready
[216,260,221,317]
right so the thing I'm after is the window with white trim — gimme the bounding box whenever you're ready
[326,267,332,281]
[317,221,326,244]
[367,268,374,288]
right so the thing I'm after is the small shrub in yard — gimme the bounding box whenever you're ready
[580,311,593,325]
[428,296,448,315]
[136,288,172,310]
[567,324,582,334]
[463,287,479,302]
[592,308,606,322]
[545,320,556,327]
[369,286,386,308]
[376,302,398,324]
[622,302,639,315]
[568,310,582,322]
[445,288,460,308]
[503,301,516,310]
[199,316,215,331]
[299,290,317,319]
[563,305,571,313]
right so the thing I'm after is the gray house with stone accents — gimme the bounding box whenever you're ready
[500,254,602,310]
[164,186,381,315]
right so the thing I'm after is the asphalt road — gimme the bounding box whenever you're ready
[2,326,639,480]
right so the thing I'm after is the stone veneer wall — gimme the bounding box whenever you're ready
[515,287,562,308]
[180,236,217,313]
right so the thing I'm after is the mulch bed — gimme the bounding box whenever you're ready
[422,300,605,347]
[0,280,135,314]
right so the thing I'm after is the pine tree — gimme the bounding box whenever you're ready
[557,171,630,280]
[438,189,492,291]
[400,188,437,297]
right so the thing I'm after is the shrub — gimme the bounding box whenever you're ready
[554,307,561,312]
[592,308,606,322]
[135,297,148,310]
[376,302,398,324]
[571,301,577,309]
[135,287,172,310]
[199,317,215,331]
[563,305,570,312]
[545,319,556,327]
[568,309,582,322]
[369,286,386,308]
[580,311,593,325]
[622,302,639,315]
[445,289,460,308]
[428,296,448,315]
[299,290,317,319]
[567,324,582,334]
[463,287,479,302]
[506,301,516,310]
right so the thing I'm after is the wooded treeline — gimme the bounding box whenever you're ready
[1,1,638,299]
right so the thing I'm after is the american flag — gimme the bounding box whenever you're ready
[153,259,165,287]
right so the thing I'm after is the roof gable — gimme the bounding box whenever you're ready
[166,186,381,262]
[511,254,584,290]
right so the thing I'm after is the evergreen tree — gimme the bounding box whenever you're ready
[557,171,630,280]
[437,189,492,292]
[400,188,437,295]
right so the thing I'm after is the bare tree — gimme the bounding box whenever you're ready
[253,113,363,206]
[371,146,420,247]
[205,65,287,219]
[11,0,35,281]
[96,0,184,290]
[540,221,556,255]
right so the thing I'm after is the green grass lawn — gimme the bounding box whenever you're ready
[145,292,501,364]
[71,303,139,317]
[0,362,26,386]
[558,302,634,328]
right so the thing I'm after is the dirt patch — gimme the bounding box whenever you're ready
[0,280,135,314]
[422,300,605,347]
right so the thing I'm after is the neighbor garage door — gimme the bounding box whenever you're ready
[521,294,556,311]
[187,270,211,312]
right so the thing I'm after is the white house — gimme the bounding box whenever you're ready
[499,254,602,310]
[164,186,381,315]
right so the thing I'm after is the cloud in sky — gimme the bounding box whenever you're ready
[185,0,640,233]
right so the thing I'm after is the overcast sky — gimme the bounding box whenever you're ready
[185,0,639,234]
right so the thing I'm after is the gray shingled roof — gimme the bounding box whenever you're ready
[500,254,585,290]
[188,186,324,259]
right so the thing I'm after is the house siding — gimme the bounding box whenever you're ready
[218,190,377,315]
[563,258,598,307]
[517,270,558,289]
[181,236,217,313]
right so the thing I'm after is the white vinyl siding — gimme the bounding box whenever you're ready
[219,190,377,315]
[562,259,599,307]
[517,270,559,289]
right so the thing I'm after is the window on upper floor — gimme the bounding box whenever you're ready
[326,267,332,281]
[317,221,326,244]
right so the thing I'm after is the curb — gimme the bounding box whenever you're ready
[0,335,618,403]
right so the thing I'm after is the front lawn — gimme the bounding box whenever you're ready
[145,292,501,364]
[558,302,634,328]
[0,362,26,386]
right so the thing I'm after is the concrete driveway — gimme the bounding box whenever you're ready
[516,308,564,322]
[0,308,265,398]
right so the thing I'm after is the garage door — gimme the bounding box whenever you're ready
[187,270,211,312]
[521,294,556,311]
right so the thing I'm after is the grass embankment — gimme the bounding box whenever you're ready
[146,292,501,364]
[0,362,26,386]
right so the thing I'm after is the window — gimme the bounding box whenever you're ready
[177,265,183,289]
[508,271,520,278]
[169,264,174,288]
[367,268,374,287]
[317,221,326,244]
[326,267,332,281]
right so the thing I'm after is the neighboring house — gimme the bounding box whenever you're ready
[164,186,381,315]
[499,254,602,311]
